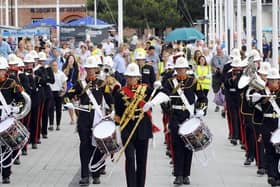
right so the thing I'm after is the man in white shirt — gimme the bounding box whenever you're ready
[48,60,67,130]
[102,38,115,56]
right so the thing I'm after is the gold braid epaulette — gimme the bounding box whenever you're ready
[119,85,147,131]
[170,77,197,94]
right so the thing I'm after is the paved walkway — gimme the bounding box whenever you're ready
[9,93,269,187]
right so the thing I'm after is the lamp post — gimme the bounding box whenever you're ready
[237,0,242,50]
[5,0,8,26]
[118,0,123,45]
[56,0,60,40]
[15,0,18,27]
[246,0,252,52]
[272,0,278,69]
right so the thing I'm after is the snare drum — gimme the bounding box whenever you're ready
[0,118,30,151]
[179,118,212,152]
[270,128,280,154]
[93,120,122,155]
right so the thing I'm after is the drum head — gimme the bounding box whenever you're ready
[179,118,201,135]
[0,118,14,133]
[271,129,280,144]
[93,121,116,139]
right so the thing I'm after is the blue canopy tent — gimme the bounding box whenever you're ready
[65,16,109,26]
[23,18,64,29]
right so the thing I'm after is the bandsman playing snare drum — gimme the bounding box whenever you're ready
[144,57,207,185]
[65,55,114,186]
[0,57,25,184]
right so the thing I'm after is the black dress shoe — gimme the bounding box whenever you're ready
[48,126,54,131]
[2,177,10,184]
[268,177,278,186]
[92,177,101,184]
[79,177,89,186]
[56,126,60,131]
[37,140,41,144]
[22,150,27,156]
[14,158,21,165]
[221,110,226,118]
[173,176,183,185]
[257,168,266,175]
[32,144,38,149]
[230,139,237,146]
[100,168,106,175]
[183,176,190,185]
[244,158,253,166]
[42,134,48,139]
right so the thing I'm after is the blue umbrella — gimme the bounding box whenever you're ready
[23,18,64,29]
[66,16,109,26]
[165,27,204,42]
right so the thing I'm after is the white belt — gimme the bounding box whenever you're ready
[78,104,95,110]
[172,105,188,111]
[229,88,236,92]
[263,113,279,118]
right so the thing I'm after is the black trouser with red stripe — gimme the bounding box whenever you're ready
[244,116,255,159]
[42,96,52,135]
[30,104,42,144]
[253,125,265,169]
[123,137,149,187]
[227,101,241,141]
[77,110,102,179]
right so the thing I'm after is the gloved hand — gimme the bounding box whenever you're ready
[252,92,262,102]
[143,102,153,112]
[195,109,204,118]
[110,110,115,119]
[64,102,74,109]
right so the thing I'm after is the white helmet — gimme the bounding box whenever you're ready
[231,57,248,68]
[24,53,35,63]
[17,57,25,67]
[135,51,146,60]
[38,52,47,61]
[30,50,39,60]
[84,56,101,68]
[267,68,280,79]
[0,57,8,69]
[251,49,262,62]
[230,48,241,58]
[174,57,189,68]
[257,62,271,75]
[8,53,18,65]
[103,56,114,67]
[124,63,141,77]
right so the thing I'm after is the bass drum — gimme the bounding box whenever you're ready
[179,117,212,152]
[93,120,122,155]
[0,117,30,151]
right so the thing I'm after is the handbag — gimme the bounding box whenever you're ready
[213,88,225,106]
[66,69,75,91]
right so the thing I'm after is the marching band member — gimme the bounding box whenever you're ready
[135,51,156,87]
[0,57,24,184]
[114,63,154,187]
[65,55,113,186]
[37,52,54,139]
[252,68,280,186]
[224,57,248,146]
[145,57,206,185]
[23,53,40,149]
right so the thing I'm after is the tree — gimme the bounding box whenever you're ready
[86,0,204,36]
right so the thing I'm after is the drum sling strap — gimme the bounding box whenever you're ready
[81,80,104,146]
[172,78,194,116]
[265,87,280,128]
[0,91,11,120]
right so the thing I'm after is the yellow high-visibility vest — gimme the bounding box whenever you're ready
[196,65,211,90]
[158,61,165,75]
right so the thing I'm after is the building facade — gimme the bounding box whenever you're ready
[0,0,86,27]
